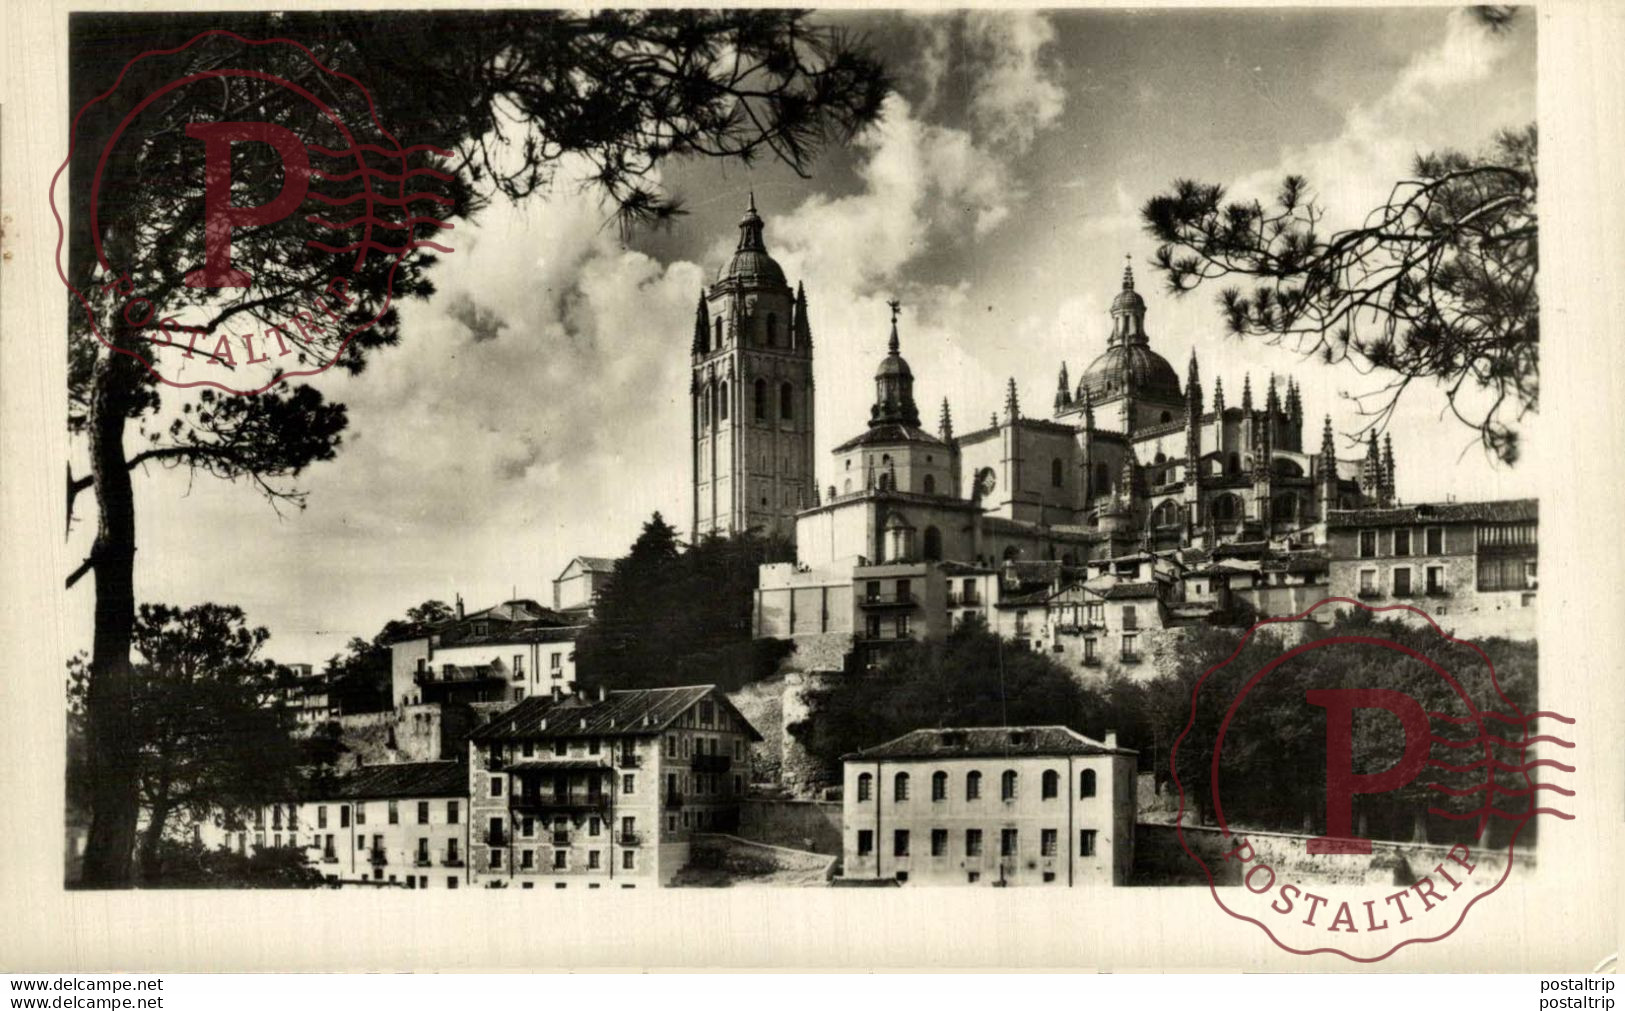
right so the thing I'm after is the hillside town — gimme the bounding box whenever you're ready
[139,201,1542,890]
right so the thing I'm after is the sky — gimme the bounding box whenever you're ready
[69,7,1538,668]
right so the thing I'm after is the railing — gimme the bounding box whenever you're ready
[858,592,918,608]
[617,752,642,768]
[414,667,503,685]
[1392,588,1414,598]
[616,831,642,847]
[551,831,571,847]
[443,855,465,867]
[1118,653,1142,664]
[692,754,732,773]
[368,848,387,866]
[414,854,433,868]
[664,791,685,810]
[485,752,507,772]
[511,791,607,810]
[1081,656,1102,667]
[1425,587,1451,597]
[1356,588,1383,600]
[484,830,507,847]
[945,591,982,607]
[321,853,338,864]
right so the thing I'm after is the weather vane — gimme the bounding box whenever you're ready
[887,298,901,325]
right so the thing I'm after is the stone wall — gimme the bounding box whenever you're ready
[736,798,842,855]
[1133,821,1532,888]
[728,676,786,785]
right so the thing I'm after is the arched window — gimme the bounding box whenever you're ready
[894,772,910,802]
[1212,493,1240,521]
[923,526,942,561]
[1001,770,1018,801]
[931,771,947,801]
[1041,770,1059,800]
[1093,462,1110,494]
[1228,452,1241,476]
[696,390,706,431]
[754,379,767,420]
[966,770,982,800]
[766,312,779,346]
[718,380,729,421]
[923,474,936,495]
[1274,494,1298,522]
[1051,458,1063,487]
[1153,500,1180,527]
[714,317,723,347]
[780,382,793,420]
[857,773,872,802]
[1080,769,1097,798]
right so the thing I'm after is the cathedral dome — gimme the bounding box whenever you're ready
[719,194,788,289]
[1110,286,1146,315]
[1077,343,1183,404]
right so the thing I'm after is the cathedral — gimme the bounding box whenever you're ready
[694,198,1394,569]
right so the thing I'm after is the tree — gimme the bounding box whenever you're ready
[1141,124,1537,463]
[575,514,796,691]
[65,11,890,885]
[66,603,311,880]
[788,619,1107,772]
[323,599,456,714]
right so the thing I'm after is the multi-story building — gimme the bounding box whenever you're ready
[390,598,584,709]
[1326,499,1537,639]
[839,726,1137,886]
[203,761,470,889]
[552,556,615,619]
[465,685,762,888]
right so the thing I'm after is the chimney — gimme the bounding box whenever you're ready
[1105,729,1118,750]
[455,593,465,620]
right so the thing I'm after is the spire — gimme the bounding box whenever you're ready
[1186,349,1203,411]
[1054,362,1072,410]
[1213,376,1226,414]
[691,293,709,355]
[991,411,1000,429]
[1005,378,1021,422]
[1383,433,1396,504]
[1286,378,1302,423]
[1266,375,1280,416]
[1109,253,1149,347]
[793,282,812,349]
[939,398,954,442]
[870,300,919,428]
[736,194,766,252]
[1123,259,1135,291]
[1241,373,1254,414]
[1321,415,1337,467]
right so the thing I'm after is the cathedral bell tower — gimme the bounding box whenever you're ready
[690,195,816,544]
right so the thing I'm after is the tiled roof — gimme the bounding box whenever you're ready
[1327,498,1537,529]
[331,761,467,800]
[442,624,585,648]
[845,725,1134,761]
[468,685,763,743]
[1103,581,1161,600]
[573,556,617,573]
[832,424,946,453]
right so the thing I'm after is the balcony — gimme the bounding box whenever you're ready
[414,666,504,687]
[1356,588,1383,600]
[1081,656,1102,668]
[617,752,642,768]
[664,791,685,810]
[1055,623,1102,636]
[368,848,387,866]
[1425,587,1451,598]
[414,854,434,868]
[443,855,465,868]
[858,592,918,609]
[510,790,608,812]
[551,831,571,847]
[484,830,507,847]
[945,591,982,607]
[1118,653,1142,664]
[616,831,642,847]
[321,853,338,864]
[484,752,507,772]
[692,753,733,773]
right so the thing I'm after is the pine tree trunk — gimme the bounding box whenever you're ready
[138,795,172,883]
[79,350,141,888]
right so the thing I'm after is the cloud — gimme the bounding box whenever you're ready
[965,11,1066,153]
[1232,8,1520,222]
[444,292,509,344]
